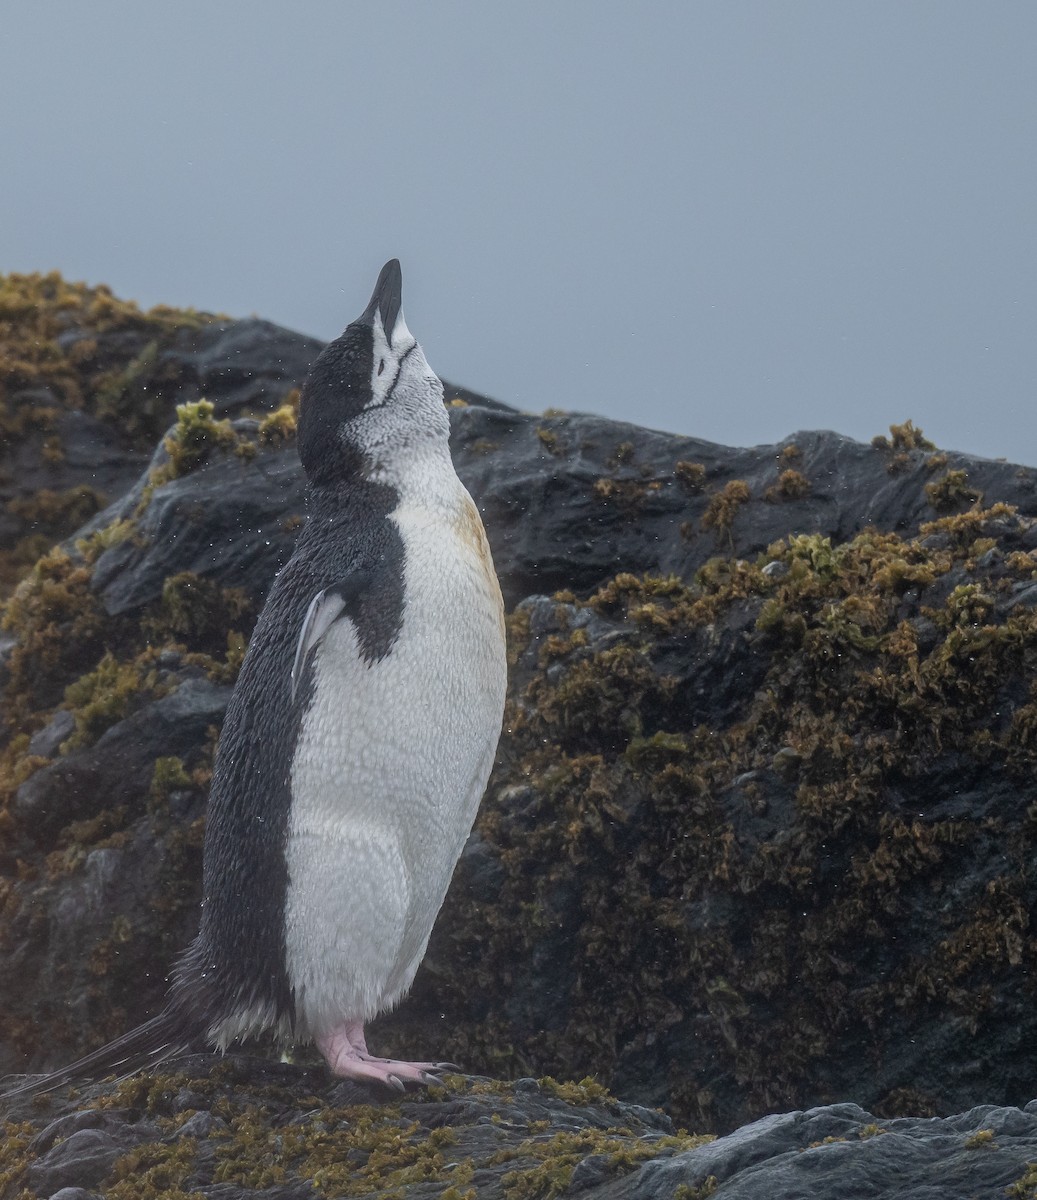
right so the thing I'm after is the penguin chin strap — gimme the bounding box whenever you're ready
[314,1021,456,1093]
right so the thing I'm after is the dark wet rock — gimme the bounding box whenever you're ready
[2,1063,1037,1199]
[4,276,1037,1194]
[13,678,230,850]
[26,709,75,759]
[89,431,305,616]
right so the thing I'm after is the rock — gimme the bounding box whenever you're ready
[13,677,230,848]
[26,709,74,759]
[4,274,1037,1194]
[2,1064,1037,1199]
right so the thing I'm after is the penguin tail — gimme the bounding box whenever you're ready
[1,1005,205,1108]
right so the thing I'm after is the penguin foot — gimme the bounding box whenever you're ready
[316,1022,447,1091]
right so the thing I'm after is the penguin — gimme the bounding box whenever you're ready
[5,260,507,1097]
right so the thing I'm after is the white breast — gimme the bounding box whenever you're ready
[284,476,506,1040]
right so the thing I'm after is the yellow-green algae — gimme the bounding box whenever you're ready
[0,1071,707,1198]
[764,468,811,502]
[701,479,751,543]
[375,504,1037,1128]
[1009,1162,1037,1198]
[0,271,218,592]
[0,531,253,1067]
[0,270,206,415]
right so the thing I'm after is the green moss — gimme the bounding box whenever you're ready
[150,756,192,804]
[924,468,981,512]
[872,420,936,453]
[674,1180,719,1200]
[857,1123,887,1138]
[155,399,237,482]
[607,441,635,467]
[106,1138,200,1199]
[496,1127,710,1200]
[75,516,138,563]
[964,1127,996,1148]
[1008,1163,1037,1199]
[765,468,811,502]
[143,571,252,657]
[536,1075,614,1105]
[0,1118,41,1192]
[592,477,653,508]
[536,427,565,457]
[61,649,169,751]
[389,500,1037,1130]
[0,270,209,428]
[674,461,707,494]
[0,546,108,718]
[701,479,751,543]
[257,391,299,445]
[6,483,105,532]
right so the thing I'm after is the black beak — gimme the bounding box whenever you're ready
[358,259,403,345]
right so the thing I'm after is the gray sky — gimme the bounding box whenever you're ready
[3,2,1035,465]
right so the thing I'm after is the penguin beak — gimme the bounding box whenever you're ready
[359,259,403,347]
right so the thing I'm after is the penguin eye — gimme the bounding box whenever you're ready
[377,359,385,376]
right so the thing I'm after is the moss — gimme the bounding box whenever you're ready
[536,1076,614,1105]
[925,468,981,513]
[6,483,105,532]
[496,1127,710,1199]
[674,461,707,494]
[765,468,811,502]
[0,272,211,467]
[701,480,751,543]
[0,546,109,718]
[0,1118,40,1192]
[61,648,169,751]
[674,1181,719,1200]
[857,1123,887,1138]
[150,756,192,804]
[536,427,565,457]
[607,441,635,467]
[75,516,138,563]
[155,399,237,482]
[592,477,649,508]
[872,420,936,453]
[390,501,1037,1130]
[964,1128,996,1148]
[92,339,163,432]
[1008,1163,1037,1198]
[257,393,299,445]
[106,1138,200,1198]
[143,571,253,658]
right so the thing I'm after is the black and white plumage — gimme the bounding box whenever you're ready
[6,260,507,1097]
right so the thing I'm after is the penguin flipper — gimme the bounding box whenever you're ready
[0,1006,201,1108]
[290,572,375,701]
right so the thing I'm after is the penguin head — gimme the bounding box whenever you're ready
[298,259,447,487]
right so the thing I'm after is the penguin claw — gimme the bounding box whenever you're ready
[317,1026,454,1091]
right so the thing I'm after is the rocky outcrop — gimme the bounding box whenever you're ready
[2,274,1037,1190]
[2,1062,1037,1199]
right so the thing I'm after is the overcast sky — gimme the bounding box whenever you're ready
[3,2,1035,465]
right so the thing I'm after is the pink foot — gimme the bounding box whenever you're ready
[316,1020,456,1092]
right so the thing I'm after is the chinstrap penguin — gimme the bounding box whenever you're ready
[5,260,507,1098]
